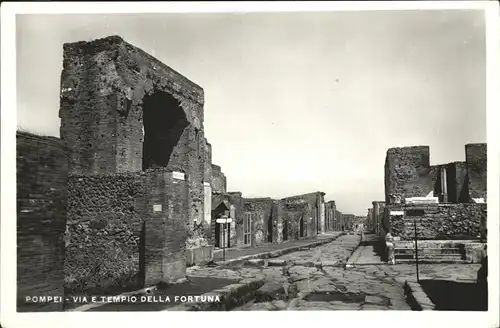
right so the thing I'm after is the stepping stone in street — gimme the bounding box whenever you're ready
[321,260,338,267]
[255,282,287,302]
[247,259,265,266]
[268,259,287,266]
[293,260,316,267]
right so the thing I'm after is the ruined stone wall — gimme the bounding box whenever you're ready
[279,202,309,241]
[143,170,189,285]
[466,143,487,201]
[386,203,487,241]
[325,201,336,232]
[343,214,355,230]
[372,201,386,236]
[59,35,205,248]
[280,192,323,237]
[17,132,68,311]
[279,194,315,240]
[204,139,212,183]
[334,210,342,231]
[384,146,434,204]
[228,192,244,247]
[65,169,189,292]
[211,164,227,194]
[65,173,146,294]
[202,139,213,237]
[367,208,374,231]
[446,161,469,203]
[242,198,274,246]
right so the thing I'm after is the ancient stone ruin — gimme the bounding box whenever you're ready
[16,35,352,311]
[380,144,487,263]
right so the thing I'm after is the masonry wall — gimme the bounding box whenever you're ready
[279,201,309,241]
[280,192,323,237]
[334,210,342,231]
[59,35,206,248]
[466,143,487,201]
[211,164,227,194]
[384,146,434,204]
[446,162,469,203]
[17,132,69,311]
[372,201,386,236]
[228,192,244,247]
[143,170,189,285]
[203,139,213,237]
[242,198,274,247]
[65,173,146,294]
[386,203,487,241]
[343,214,355,230]
[367,208,374,231]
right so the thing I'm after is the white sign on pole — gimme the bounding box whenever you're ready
[390,210,404,216]
[216,218,233,224]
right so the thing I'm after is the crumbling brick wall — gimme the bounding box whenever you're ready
[372,201,386,235]
[279,201,309,241]
[65,173,146,294]
[343,214,355,230]
[384,146,434,204]
[65,169,189,292]
[386,203,487,241]
[143,170,189,285]
[59,35,206,248]
[17,132,69,311]
[242,198,273,246]
[466,143,487,201]
[211,164,227,194]
[446,161,469,203]
[280,192,323,237]
[325,201,336,232]
[204,139,212,183]
[334,210,342,231]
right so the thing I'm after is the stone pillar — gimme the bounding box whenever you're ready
[229,205,236,248]
[144,170,188,286]
[320,202,325,234]
[441,167,448,203]
[203,182,212,240]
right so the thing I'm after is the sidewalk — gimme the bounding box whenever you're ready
[346,233,385,266]
[213,232,344,262]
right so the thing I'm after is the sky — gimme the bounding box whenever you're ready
[16,10,486,216]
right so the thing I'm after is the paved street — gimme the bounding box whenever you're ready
[212,232,342,261]
[188,233,481,311]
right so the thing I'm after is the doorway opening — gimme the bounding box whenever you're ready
[267,214,273,243]
[142,91,188,171]
[283,220,289,241]
[243,213,252,246]
[299,216,304,238]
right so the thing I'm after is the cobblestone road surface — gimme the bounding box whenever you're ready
[187,234,481,311]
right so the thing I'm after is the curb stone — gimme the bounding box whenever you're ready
[404,280,435,311]
[166,278,265,311]
[66,277,187,312]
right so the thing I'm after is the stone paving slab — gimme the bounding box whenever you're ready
[187,234,482,311]
[213,232,343,262]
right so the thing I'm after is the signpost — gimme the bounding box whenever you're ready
[216,216,233,261]
[406,208,424,283]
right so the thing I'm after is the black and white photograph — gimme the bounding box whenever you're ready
[1,1,499,328]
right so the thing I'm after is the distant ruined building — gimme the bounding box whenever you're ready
[378,144,487,264]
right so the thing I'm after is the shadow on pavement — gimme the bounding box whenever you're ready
[419,279,487,311]
[86,276,239,311]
